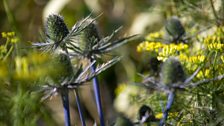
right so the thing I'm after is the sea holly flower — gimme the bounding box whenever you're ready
[140,55,224,125]
[33,13,138,126]
[33,14,69,52]
[64,18,138,59]
[63,16,138,126]
[140,57,189,126]
[164,16,186,43]
[33,14,125,126]
[160,57,186,87]
[40,55,120,100]
[39,52,120,126]
[45,14,69,49]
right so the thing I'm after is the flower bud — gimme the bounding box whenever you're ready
[52,53,74,83]
[161,57,185,86]
[164,16,185,43]
[76,19,101,51]
[45,14,69,45]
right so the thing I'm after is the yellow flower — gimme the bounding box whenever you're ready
[1,32,7,38]
[15,56,29,78]
[10,38,18,43]
[1,32,16,38]
[155,112,178,119]
[221,55,224,63]
[180,54,205,64]
[137,41,163,52]
[0,46,7,53]
[145,32,163,40]
[7,32,15,37]
[196,69,211,78]
[155,113,163,119]
[207,43,224,51]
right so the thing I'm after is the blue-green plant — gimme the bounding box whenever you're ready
[34,14,138,126]
[33,13,136,126]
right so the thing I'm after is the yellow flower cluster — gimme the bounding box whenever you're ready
[196,69,210,78]
[0,32,18,60]
[14,53,53,80]
[207,43,224,51]
[145,31,164,40]
[137,40,188,61]
[1,32,15,37]
[179,54,205,64]
[137,42,188,53]
[15,56,29,78]
[137,41,163,52]
[157,43,189,61]
[202,32,224,51]
[1,32,18,43]
[155,112,178,119]
[0,45,7,54]
[214,26,224,37]
[203,36,222,44]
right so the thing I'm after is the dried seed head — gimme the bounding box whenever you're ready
[45,14,69,45]
[160,57,185,86]
[164,16,185,43]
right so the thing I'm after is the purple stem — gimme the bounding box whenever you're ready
[159,91,175,126]
[90,59,105,126]
[74,89,86,126]
[61,90,71,126]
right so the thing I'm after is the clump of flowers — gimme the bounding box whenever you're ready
[137,25,224,79]
[136,16,224,126]
[0,32,18,60]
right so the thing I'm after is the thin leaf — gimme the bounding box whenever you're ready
[98,35,139,53]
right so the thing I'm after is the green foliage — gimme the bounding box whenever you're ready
[0,32,57,125]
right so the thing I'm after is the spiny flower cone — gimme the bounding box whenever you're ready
[52,53,74,84]
[164,16,185,43]
[161,57,185,86]
[76,19,101,52]
[45,14,69,46]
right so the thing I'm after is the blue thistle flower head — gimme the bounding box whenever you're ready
[45,14,69,48]
[160,57,185,86]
